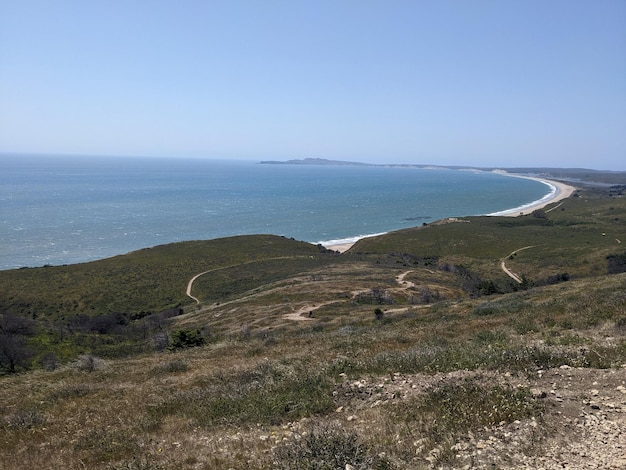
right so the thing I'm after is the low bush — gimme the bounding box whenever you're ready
[3,409,47,429]
[168,329,204,350]
[73,354,106,372]
[273,423,389,470]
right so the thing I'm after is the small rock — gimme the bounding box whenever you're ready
[347,415,357,421]
[335,406,344,413]
[531,388,547,399]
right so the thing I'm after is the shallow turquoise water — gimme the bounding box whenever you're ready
[0,155,550,269]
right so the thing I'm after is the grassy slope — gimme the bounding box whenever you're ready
[0,235,334,320]
[1,272,624,469]
[1,181,625,469]
[352,187,625,281]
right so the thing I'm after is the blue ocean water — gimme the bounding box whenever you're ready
[0,155,552,270]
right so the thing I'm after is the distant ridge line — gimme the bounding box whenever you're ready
[259,158,626,179]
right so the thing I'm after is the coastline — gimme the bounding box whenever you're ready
[487,174,577,217]
[324,175,577,253]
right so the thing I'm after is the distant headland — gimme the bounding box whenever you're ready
[260,157,369,166]
[259,158,626,184]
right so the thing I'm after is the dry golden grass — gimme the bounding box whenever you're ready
[2,270,625,469]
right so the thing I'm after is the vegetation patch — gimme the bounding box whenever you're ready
[382,376,544,465]
[168,329,205,350]
[152,362,335,427]
[273,423,389,470]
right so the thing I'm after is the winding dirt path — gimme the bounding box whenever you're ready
[186,270,212,304]
[285,301,338,321]
[501,246,535,283]
[185,256,300,304]
[285,270,423,321]
[396,270,415,288]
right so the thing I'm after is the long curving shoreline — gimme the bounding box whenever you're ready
[325,175,577,253]
[487,174,577,217]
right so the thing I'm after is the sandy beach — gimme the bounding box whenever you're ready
[326,242,358,253]
[490,175,577,217]
[325,175,577,253]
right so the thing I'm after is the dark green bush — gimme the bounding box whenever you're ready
[168,329,204,350]
[374,308,384,321]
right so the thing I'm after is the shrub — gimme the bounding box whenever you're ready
[0,333,34,374]
[39,352,58,371]
[356,288,393,305]
[607,252,626,274]
[73,354,105,372]
[4,409,47,429]
[273,424,387,470]
[374,308,384,321]
[168,329,204,350]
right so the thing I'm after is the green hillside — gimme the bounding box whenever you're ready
[353,188,625,282]
[1,179,625,469]
[0,235,334,320]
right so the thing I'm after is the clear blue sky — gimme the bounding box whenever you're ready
[1,1,625,169]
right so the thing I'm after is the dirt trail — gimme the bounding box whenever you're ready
[545,201,564,213]
[185,256,301,304]
[186,270,211,304]
[284,301,338,321]
[501,246,535,283]
[396,270,415,288]
[286,271,421,321]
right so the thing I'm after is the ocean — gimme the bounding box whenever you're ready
[0,155,552,270]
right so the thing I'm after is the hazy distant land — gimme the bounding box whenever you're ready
[260,158,626,183]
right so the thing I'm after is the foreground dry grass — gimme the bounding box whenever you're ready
[2,270,625,469]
